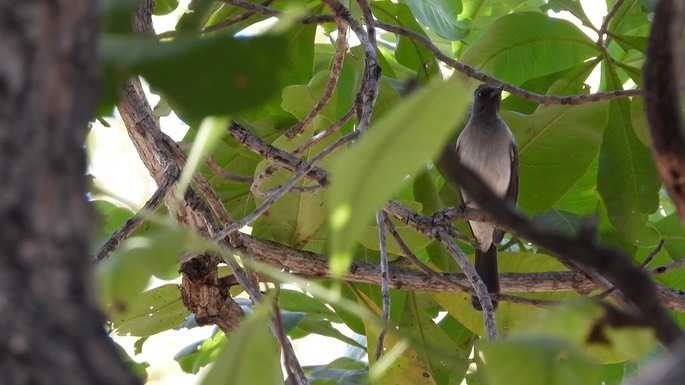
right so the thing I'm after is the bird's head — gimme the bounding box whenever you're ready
[472,84,505,116]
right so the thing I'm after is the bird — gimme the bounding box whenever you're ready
[455,84,519,311]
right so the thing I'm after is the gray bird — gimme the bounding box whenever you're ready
[456,84,519,311]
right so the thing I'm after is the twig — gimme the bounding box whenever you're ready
[272,298,301,385]
[228,122,329,185]
[594,240,664,300]
[285,18,348,138]
[321,0,381,134]
[357,0,376,47]
[95,163,179,261]
[220,1,643,106]
[597,0,626,46]
[177,142,254,183]
[203,0,275,34]
[641,240,666,269]
[383,213,469,291]
[250,109,354,197]
[373,20,641,105]
[202,131,360,248]
[375,211,391,359]
[649,259,685,276]
[497,294,562,307]
[434,228,497,340]
[292,107,355,156]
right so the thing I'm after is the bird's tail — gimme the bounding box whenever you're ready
[470,243,500,311]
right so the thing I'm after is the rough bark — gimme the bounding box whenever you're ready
[644,0,685,221]
[0,1,137,384]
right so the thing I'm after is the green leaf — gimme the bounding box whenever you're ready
[112,284,189,337]
[399,293,470,384]
[541,0,596,28]
[103,34,288,119]
[598,62,660,246]
[502,99,608,214]
[453,0,546,57]
[175,331,226,374]
[175,0,216,33]
[654,213,685,260]
[480,337,605,385]
[372,1,441,82]
[432,252,573,337]
[512,301,657,363]
[200,302,283,385]
[328,78,468,275]
[254,116,337,248]
[97,224,210,309]
[461,12,599,85]
[291,316,366,349]
[533,209,585,237]
[279,289,338,317]
[153,0,179,15]
[552,156,600,216]
[399,0,466,40]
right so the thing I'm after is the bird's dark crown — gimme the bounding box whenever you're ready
[472,84,505,115]
[474,84,505,100]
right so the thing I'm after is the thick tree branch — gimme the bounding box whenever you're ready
[216,2,641,106]
[644,0,685,221]
[233,234,685,312]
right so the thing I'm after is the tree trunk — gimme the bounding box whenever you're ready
[0,1,137,384]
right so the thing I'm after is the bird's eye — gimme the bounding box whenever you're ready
[477,90,486,98]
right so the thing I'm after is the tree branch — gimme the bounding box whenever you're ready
[233,233,685,313]
[95,163,180,261]
[443,160,683,348]
[644,0,685,222]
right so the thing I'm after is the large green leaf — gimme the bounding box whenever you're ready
[175,331,226,374]
[461,12,599,85]
[480,337,605,385]
[598,62,659,246]
[502,99,608,214]
[654,213,685,259]
[372,1,441,82]
[399,0,466,40]
[552,156,600,215]
[512,301,657,363]
[432,251,574,337]
[254,116,338,248]
[103,34,288,119]
[112,284,189,337]
[200,302,283,385]
[399,293,470,384]
[328,78,468,275]
[453,0,546,57]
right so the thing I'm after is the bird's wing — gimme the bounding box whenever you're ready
[492,142,519,244]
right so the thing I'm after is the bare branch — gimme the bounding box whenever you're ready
[597,0,626,46]
[95,163,180,261]
[321,0,381,134]
[203,0,275,34]
[285,19,348,138]
[228,122,329,185]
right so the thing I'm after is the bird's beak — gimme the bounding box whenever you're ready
[495,84,506,93]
